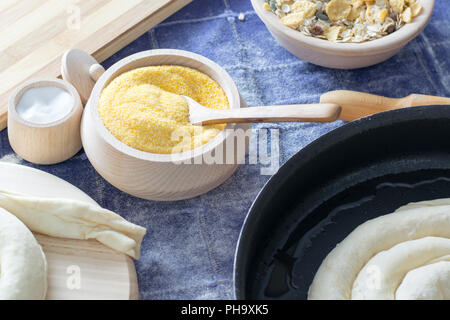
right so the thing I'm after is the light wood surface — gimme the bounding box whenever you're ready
[0,162,138,300]
[186,95,341,125]
[0,0,192,131]
[320,90,450,121]
[80,49,251,201]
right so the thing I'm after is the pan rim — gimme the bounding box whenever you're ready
[233,105,450,300]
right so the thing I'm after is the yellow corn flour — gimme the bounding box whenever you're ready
[98,65,229,154]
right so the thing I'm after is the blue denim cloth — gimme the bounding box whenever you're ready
[0,0,448,299]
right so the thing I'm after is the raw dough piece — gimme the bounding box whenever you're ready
[0,207,47,300]
[351,237,450,299]
[308,199,450,300]
[396,261,450,300]
[0,190,147,259]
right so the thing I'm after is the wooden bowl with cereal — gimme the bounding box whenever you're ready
[252,0,434,69]
[62,49,251,201]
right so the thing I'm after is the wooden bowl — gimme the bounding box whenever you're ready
[79,49,251,201]
[251,0,434,69]
[8,78,83,164]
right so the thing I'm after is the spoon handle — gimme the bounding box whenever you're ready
[320,90,450,121]
[191,103,341,125]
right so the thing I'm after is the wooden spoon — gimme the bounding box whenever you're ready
[184,96,341,126]
[320,90,450,121]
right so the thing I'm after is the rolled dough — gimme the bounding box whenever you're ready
[308,199,450,300]
[0,207,47,300]
[396,261,450,300]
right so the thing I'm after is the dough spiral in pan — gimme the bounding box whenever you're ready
[0,208,47,300]
[308,199,450,300]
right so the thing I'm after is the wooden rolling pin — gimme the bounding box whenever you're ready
[320,90,450,121]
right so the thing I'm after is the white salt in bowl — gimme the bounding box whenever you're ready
[8,78,83,164]
[251,0,434,69]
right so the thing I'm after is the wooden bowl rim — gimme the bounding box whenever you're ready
[88,49,242,163]
[8,78,81,128]
[251,0,434,55]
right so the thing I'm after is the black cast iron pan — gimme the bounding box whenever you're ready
[234,105,450,299]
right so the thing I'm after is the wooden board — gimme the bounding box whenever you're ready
[0,0,192,130]
[0,162,139,300]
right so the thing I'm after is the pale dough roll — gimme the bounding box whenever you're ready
[0,207,47,300]
[0,190,147,259]
[396,261,450,300]
[308,200,450,300]
[351,237,450,299]
[395,198,450,212]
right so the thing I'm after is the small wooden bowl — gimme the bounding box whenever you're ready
[8,78,83,165]
[77,49,250,201]
[251,0,434,69]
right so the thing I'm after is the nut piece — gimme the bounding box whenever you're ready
[386,24,396,34]
[308,24,324,35]
[326,0,352,22]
